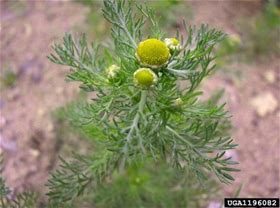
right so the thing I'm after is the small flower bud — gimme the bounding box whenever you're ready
[133,68,157,88]
[106,64,120,79]
[164,38,181,51]
[174,98,183,107]
[227,34,241,47]
[136,39,170,68]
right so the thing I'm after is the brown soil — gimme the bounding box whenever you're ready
[0,0,86,195]
[0,0,279,204]
[189,1,280,197]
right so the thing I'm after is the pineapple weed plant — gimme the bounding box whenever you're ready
[0,0,239,207]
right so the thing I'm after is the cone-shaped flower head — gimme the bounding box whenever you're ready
[164,38,181,51]
[136,39,170,68]
[133,68,157,88]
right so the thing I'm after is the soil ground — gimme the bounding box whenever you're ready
[0,0,279,203]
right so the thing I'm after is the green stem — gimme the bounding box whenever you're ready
[120,90,147,169]
[166,126,193,147]
[125,90,147,144]
[112,2,137,48]
[119,18,137,48]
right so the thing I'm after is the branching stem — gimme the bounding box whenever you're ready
[166,126,203,157]
[110,1,137,48]
[166,126,193,148]
[120,90,147,168]
[119,18,137,48]
[126,90,147,144]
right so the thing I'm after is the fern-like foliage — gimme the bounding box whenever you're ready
[0,191,37,208]
[47,0,239,206]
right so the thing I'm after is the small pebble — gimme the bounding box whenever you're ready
[47,123,54,132]
[37,108,46,117]
[250,92,278,117]
[264,70,276,84]
[29,149,40,157]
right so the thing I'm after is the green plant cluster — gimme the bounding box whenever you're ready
[46,0,239,206]
[72,160,219,208]
[242,0,280,59]
[1,0,239,207]
[80,0,192,40]
[47,89,231,207]
[216,0,280,65]
[0,67,17,89]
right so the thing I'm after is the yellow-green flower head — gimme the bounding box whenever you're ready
[133,68,157,88]
[106,64,120,79]
[136,39,170,68]
[164,38,181,51]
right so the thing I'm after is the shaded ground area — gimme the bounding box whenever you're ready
[0,0,279,202]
